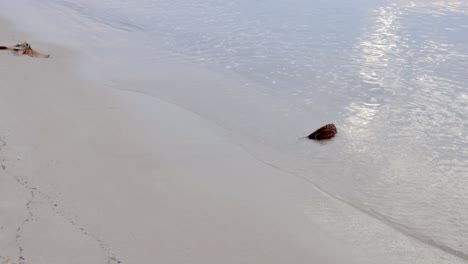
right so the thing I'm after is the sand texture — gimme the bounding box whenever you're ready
[0,18,466,264]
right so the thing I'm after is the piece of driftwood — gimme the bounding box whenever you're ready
[305,123,337,140]
[0,42,50,58]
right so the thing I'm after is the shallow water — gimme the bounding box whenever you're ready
[2,0,468,260]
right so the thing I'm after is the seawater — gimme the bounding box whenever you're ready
[1,0,468,261]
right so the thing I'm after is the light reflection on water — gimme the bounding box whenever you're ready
[341,1,468,256]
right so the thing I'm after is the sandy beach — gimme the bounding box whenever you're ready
[1,15,467,264]
[0,18,358,264]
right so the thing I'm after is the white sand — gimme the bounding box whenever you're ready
[0,18,466,264]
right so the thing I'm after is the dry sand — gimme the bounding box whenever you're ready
[0,18,466,264]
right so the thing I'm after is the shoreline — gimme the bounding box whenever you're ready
[0,18,363,264]
[1,16,466,264]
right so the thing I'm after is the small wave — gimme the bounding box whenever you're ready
[46,0,144,32]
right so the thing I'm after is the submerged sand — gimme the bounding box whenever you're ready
[0,18,466,264]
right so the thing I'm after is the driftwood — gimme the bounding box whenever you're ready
[0,42,50,58]
[305,123,337,140]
